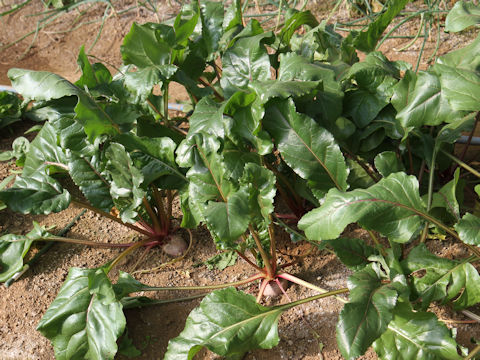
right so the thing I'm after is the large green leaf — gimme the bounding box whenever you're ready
[337,264,399,359]
[164,287,282,360]
[429,168,461,220]
[0,172,71,214]
[455,212,480,245]
[392,70,461,133]
[0,222,50,282]
[403,243,480,310]
[263,98,348,198]
[434,34,480,111]
[278,10,319,46]
[220,28,273,98]
[373,301,462,359]
[445,1,480,32]
[374,151,405,178]
[353,0,410,53]
[298,172,426,243]
[8,69,119,141]
[75,45,112,89]
[37,268,126,360]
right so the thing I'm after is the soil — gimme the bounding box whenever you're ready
[0,1,479,359]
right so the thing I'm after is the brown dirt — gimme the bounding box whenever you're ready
[0,1,479,359]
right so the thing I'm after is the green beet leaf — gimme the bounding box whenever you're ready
[105,143,145,223]
[199,1,224,60]
[0,222,50,282]
[264,98,348,199]
[353,0,410,53]
[0,173,71,214]
[324,238,377,270]
[164,287,282,360]
[445,1,480,32]
[434,34,480,111]
[429,168,461,221]
[374,151,405,178]
[37,267,126,360]
[278,10,318,46]
[373,301,461,360]
[220,27,273,98]
[403,244,480,310]
[392,70,462,134]
[299,172,426,243]
[67,152,114,212]
[75,45,112,89]
[337,264,400,359]
[455,212,480,246]
[8,68,119,141]
[187,97,224,139]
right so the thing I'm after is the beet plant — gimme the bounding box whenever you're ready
[1,0,480,359]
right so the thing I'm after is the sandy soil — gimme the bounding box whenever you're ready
[0,1,479,359]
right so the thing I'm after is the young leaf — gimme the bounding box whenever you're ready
[337,264,399,359]
[0,222,50,282]
[455,212,480,245]
[187,97,224,139]
[37,268,126,360]
[373,301,462,359]
[353,0,410,53]
[75,45,112,89]
[403,244,480,310]
[164,287,282,360]
[263,98,348,198]
[199,1,224,60]
[67,152,114,213]
[324,237,377,270]
[105,143,145,223]
[299,172,426,243]
[374,151,405,178]
[445,1,480,33]
[429,168,461,221]
[202,251,238,270]
[278,10,318,46]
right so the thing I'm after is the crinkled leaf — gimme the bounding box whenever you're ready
[278,52,343,123]
[353,0,410,53]
[220,28,273,98]
[299,172,426,243]
[240,163,276,222]
[324,237,377,270]
[337,264,400,359]
[164,287,282,360]
[373,301,462,359]
[203,251,238,270]
[105,143,145,223]
[187,97,224,139]
[434,34,480,111]
[199,1,224,60]
[37,268,126,360]
[0,222,50,282]
[203,188,250,244]
[264,98,348,198]
[250,79,321,104]
[67,152,113,212]
[445,1,480,32]
[374,151,405,178]
[403,243,480,310]
[455,212,480,245]
[8,69,118,141]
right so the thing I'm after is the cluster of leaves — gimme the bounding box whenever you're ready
[1,0,480,359]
